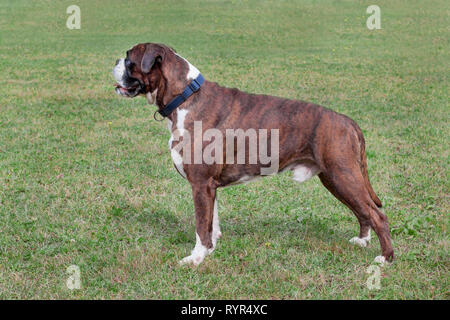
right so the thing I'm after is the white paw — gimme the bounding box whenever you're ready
[373,255,386,266]
[349,230,370,247]
[349,236,369,247]
[179,233,209,266]
[179,253,205,266]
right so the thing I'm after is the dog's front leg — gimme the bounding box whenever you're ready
[179,182,217,266]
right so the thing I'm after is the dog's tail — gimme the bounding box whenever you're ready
[355,125,383,208]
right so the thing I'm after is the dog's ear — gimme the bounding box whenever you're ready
[141,44,165,74]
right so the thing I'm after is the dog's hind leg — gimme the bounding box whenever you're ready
[319,173,371,247]
[179,180,219,266]
[318,166,394,264]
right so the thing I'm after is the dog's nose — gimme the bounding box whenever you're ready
[115,59,120,66]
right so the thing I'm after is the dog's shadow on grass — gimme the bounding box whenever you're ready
[130,200,367,254]
[226,213,347,244]
[135,207,194,245]
[157,210,353,246]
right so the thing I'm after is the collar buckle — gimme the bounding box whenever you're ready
[188,78,201,92]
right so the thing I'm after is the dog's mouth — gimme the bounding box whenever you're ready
[113,58,144,98]
[114,83,142,98]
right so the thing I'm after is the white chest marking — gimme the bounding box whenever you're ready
[175,53,200,80]
[167,119,173,149]
[176,109,189,133]
[168,109,189,178]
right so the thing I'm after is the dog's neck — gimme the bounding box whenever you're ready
[150,54,202,122]
[175,53,201,82]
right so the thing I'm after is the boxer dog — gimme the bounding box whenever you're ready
[113,43,394,266]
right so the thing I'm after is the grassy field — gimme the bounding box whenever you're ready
[0,0,448,299]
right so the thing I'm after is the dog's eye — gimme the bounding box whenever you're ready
[125,59,133,69]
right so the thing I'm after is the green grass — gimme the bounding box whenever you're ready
[0,0,448,299]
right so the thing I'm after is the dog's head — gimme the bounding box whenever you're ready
[113,43,196,105]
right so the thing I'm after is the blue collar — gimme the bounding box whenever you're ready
[155,74,204,120]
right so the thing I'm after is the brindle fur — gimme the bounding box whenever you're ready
[120,43,394,263]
